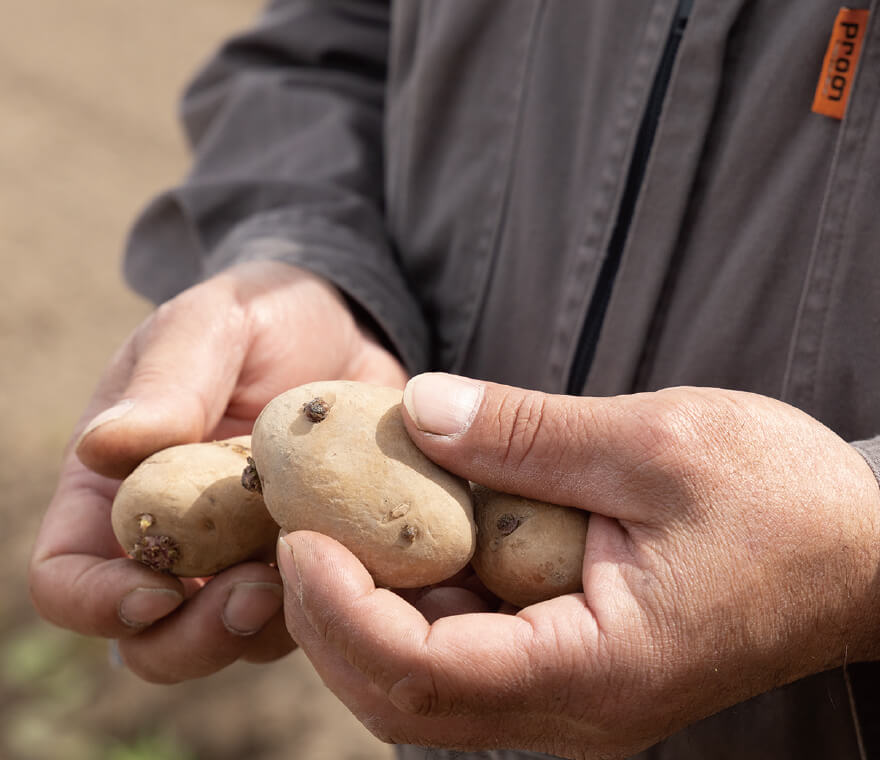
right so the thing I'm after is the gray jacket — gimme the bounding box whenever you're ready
[124,1,880,757]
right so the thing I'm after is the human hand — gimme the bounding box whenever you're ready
[277,373,880,758]
[29,261,407,683]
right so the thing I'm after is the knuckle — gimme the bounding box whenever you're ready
[621,389,748,506]
[388,668,446,718]
[626,391,706,467]
[359,715,418,747]
[28,555,109,637]
[115,642,182,684]
[309,601,345,647]
[494,390,551,471]
[135,281,247,353]
[359,715,396,745]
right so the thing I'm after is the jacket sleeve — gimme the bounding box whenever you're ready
[851,438,880,487]
[123,0,429,372]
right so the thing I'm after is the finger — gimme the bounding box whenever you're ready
[30,450,289,662]
[76,282,248,479]
[278,531,599,719]
[277,534,593,752]
[411,586,493,623]
[285,615,554,752]
[344,323,410,390]
[401,372,671,519]
[400,373,610,507]
[29,453,188,638]
[394,566,500,616]
[117,562,292,683]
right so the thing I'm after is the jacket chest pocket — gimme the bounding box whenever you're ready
[782,3,880,440]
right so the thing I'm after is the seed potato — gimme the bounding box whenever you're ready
[470,484,589,607]
[250,381,476,588]
[111,436,279,576]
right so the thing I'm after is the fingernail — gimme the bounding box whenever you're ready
[78,399,135,444]
[119,587,183,628]
[277,535,324,638]
[276,535,303,604]
[403,373,483,436]
[222,582,283,636]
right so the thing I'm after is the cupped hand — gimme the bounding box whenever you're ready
[29,261,408,683]
[278,373,880,759]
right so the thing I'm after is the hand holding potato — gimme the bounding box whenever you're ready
[29,261,408,683]
[278,373,880,759]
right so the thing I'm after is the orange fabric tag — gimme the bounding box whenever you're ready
[812,8,870,119]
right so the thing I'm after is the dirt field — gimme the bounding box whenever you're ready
[0,2,393,758]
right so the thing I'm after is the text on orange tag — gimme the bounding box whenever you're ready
[812,7,870,119]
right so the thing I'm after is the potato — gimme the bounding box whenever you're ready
[470,484,589,607]
[250,381,476,588]
[111,436,279,576]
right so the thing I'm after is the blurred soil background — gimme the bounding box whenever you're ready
[0,2,394,758]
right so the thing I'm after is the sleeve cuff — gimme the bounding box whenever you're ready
[850,437,880,486]
[125,202,430,375]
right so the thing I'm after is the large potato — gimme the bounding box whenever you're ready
[471,484,589,607]
[111,436,279,576]
[250,381,476,588]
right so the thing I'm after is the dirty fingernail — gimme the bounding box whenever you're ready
[403,373,483,436]
[222,582,283,636]
[119,587,183,628]
[277,535,303,603]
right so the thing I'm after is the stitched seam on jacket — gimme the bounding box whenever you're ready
[780,5,880,409]
[550,0,675,388]
[450,2,547,374]
[630,0,756,393]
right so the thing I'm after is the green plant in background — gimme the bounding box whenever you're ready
[1,621,97,725]
[1,620,198,760]
[104,734,198,760]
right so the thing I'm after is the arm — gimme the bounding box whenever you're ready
[126,0,428,372]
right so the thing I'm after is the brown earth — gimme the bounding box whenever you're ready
[0,2,394,758]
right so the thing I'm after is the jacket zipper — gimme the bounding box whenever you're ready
[566,0,693,395]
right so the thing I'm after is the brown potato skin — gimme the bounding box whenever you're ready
[111,436,279,576]
[470,484,589,608]
[251,381,476,588]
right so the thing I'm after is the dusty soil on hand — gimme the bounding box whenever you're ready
[0,3,394,758]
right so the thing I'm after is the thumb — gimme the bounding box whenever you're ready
[75,294,247,479]
[402,373,628,513]
[276,530,555,719]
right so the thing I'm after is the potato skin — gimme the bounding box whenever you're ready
[111,436,279,576]
[251,381,476,588]
[470,484,589,608]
